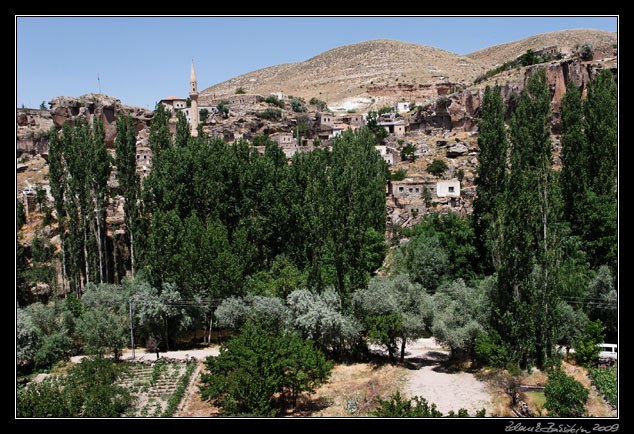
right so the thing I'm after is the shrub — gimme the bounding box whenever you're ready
[426,159,448,177]
[574,319,605,367]
[256,108,282,120]
[290,97,307,113]
[579,42,594,60]
[198,318,332,416]
[588,366,617,408]
[474,329,511,367]
[33,332,73,369]
[371,391,443,417]
[371,391,485,417]
[544,368,589,417]
[264,96,285,108]
[17,356,134,417]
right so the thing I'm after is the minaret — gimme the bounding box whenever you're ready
[189,60,199,137]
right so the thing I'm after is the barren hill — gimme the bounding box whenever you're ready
[465,29,617,66]
[200,39,489,106]
[200,30,616,110]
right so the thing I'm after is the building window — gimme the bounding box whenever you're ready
[449,186,455,192]
[399,187,404,192]
[409,188,413,193]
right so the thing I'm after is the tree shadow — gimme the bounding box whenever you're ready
[404,351,452,371]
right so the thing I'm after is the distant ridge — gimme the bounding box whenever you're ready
[199,29,617,106]
[465,29,617,66]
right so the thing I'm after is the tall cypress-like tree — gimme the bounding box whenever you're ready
[498,70,563,368]
[473,85,509,274]
[47,126,68,292]
[148,103,172,157]
[581,70,618,279]
[327,128,388,305]
[115,114,140,276]
[584,69,617,197]
[560,80,588,227]
[88,116,111,283]
[560,70,617,281]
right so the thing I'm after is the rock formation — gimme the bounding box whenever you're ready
[408,54,617,134]
[47,94,154,148]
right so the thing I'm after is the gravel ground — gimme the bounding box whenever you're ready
[398,338,493,416]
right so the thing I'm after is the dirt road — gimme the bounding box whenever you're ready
[398,338,493,415]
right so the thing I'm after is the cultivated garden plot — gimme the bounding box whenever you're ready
[117,359,196,417]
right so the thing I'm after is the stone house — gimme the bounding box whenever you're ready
[339,113,364,127]
[160,96,187,111]
[136,146,152,179]
[389,177,462,214]
[319,113,335,127]
[270,131,295,147]
[378,119,407,136]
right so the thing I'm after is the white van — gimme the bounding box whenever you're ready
[598,343,618,360]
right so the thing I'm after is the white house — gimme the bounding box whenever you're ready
[436,180,460,197]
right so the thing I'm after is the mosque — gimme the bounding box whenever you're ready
[158,60,201,137]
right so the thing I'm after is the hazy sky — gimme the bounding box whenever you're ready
[15,15,618,110]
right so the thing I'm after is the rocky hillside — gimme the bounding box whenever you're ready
[465,29,617,66]
[200,39,489,109]
[200,30,617,111]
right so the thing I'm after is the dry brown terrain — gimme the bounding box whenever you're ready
[465,29,617,66]
[200,30,616,107]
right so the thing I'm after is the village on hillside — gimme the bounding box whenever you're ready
[16,27,618,419]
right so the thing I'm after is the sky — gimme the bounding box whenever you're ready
[15,15,618,110]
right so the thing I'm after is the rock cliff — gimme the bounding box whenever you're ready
[409,53,617,134]
[17,94,154,155]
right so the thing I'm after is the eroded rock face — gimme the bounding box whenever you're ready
[410,56,616,134]
[47,94,154,148]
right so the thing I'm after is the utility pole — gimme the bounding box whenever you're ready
[129,297,135,359]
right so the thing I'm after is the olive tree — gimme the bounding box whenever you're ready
[286,288,362,357]
[353,274,433,362]
[431,277,494,359]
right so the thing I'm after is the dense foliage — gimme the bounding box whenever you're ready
[198,318,332,416]
[543,368,589,417]
[370,391,486,417]
[17,356,134,417]
[588,366,617,408]
[17,67,617,417]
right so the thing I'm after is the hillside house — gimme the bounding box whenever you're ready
[394,101,411,113]
[375,145,394,165]
[340,113,364,127]
[270,132,295,147]
[160,96,187,111]
[136,146,152,179]
[378,119,407,136]
[436,180,460,197]
[390,177,462,211]
[319,113,335,127]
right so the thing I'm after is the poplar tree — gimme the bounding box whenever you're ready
[115,114,140,276]
[560,80,588,227]
[87,116,111,283]
[47,126,68,292]
[498,70,563,368]
[581,70,618,278]
[472,85,508,274]
[148,103,172,157]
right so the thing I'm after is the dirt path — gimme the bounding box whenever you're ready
[397,338,494,416]
[70,346,220,364]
